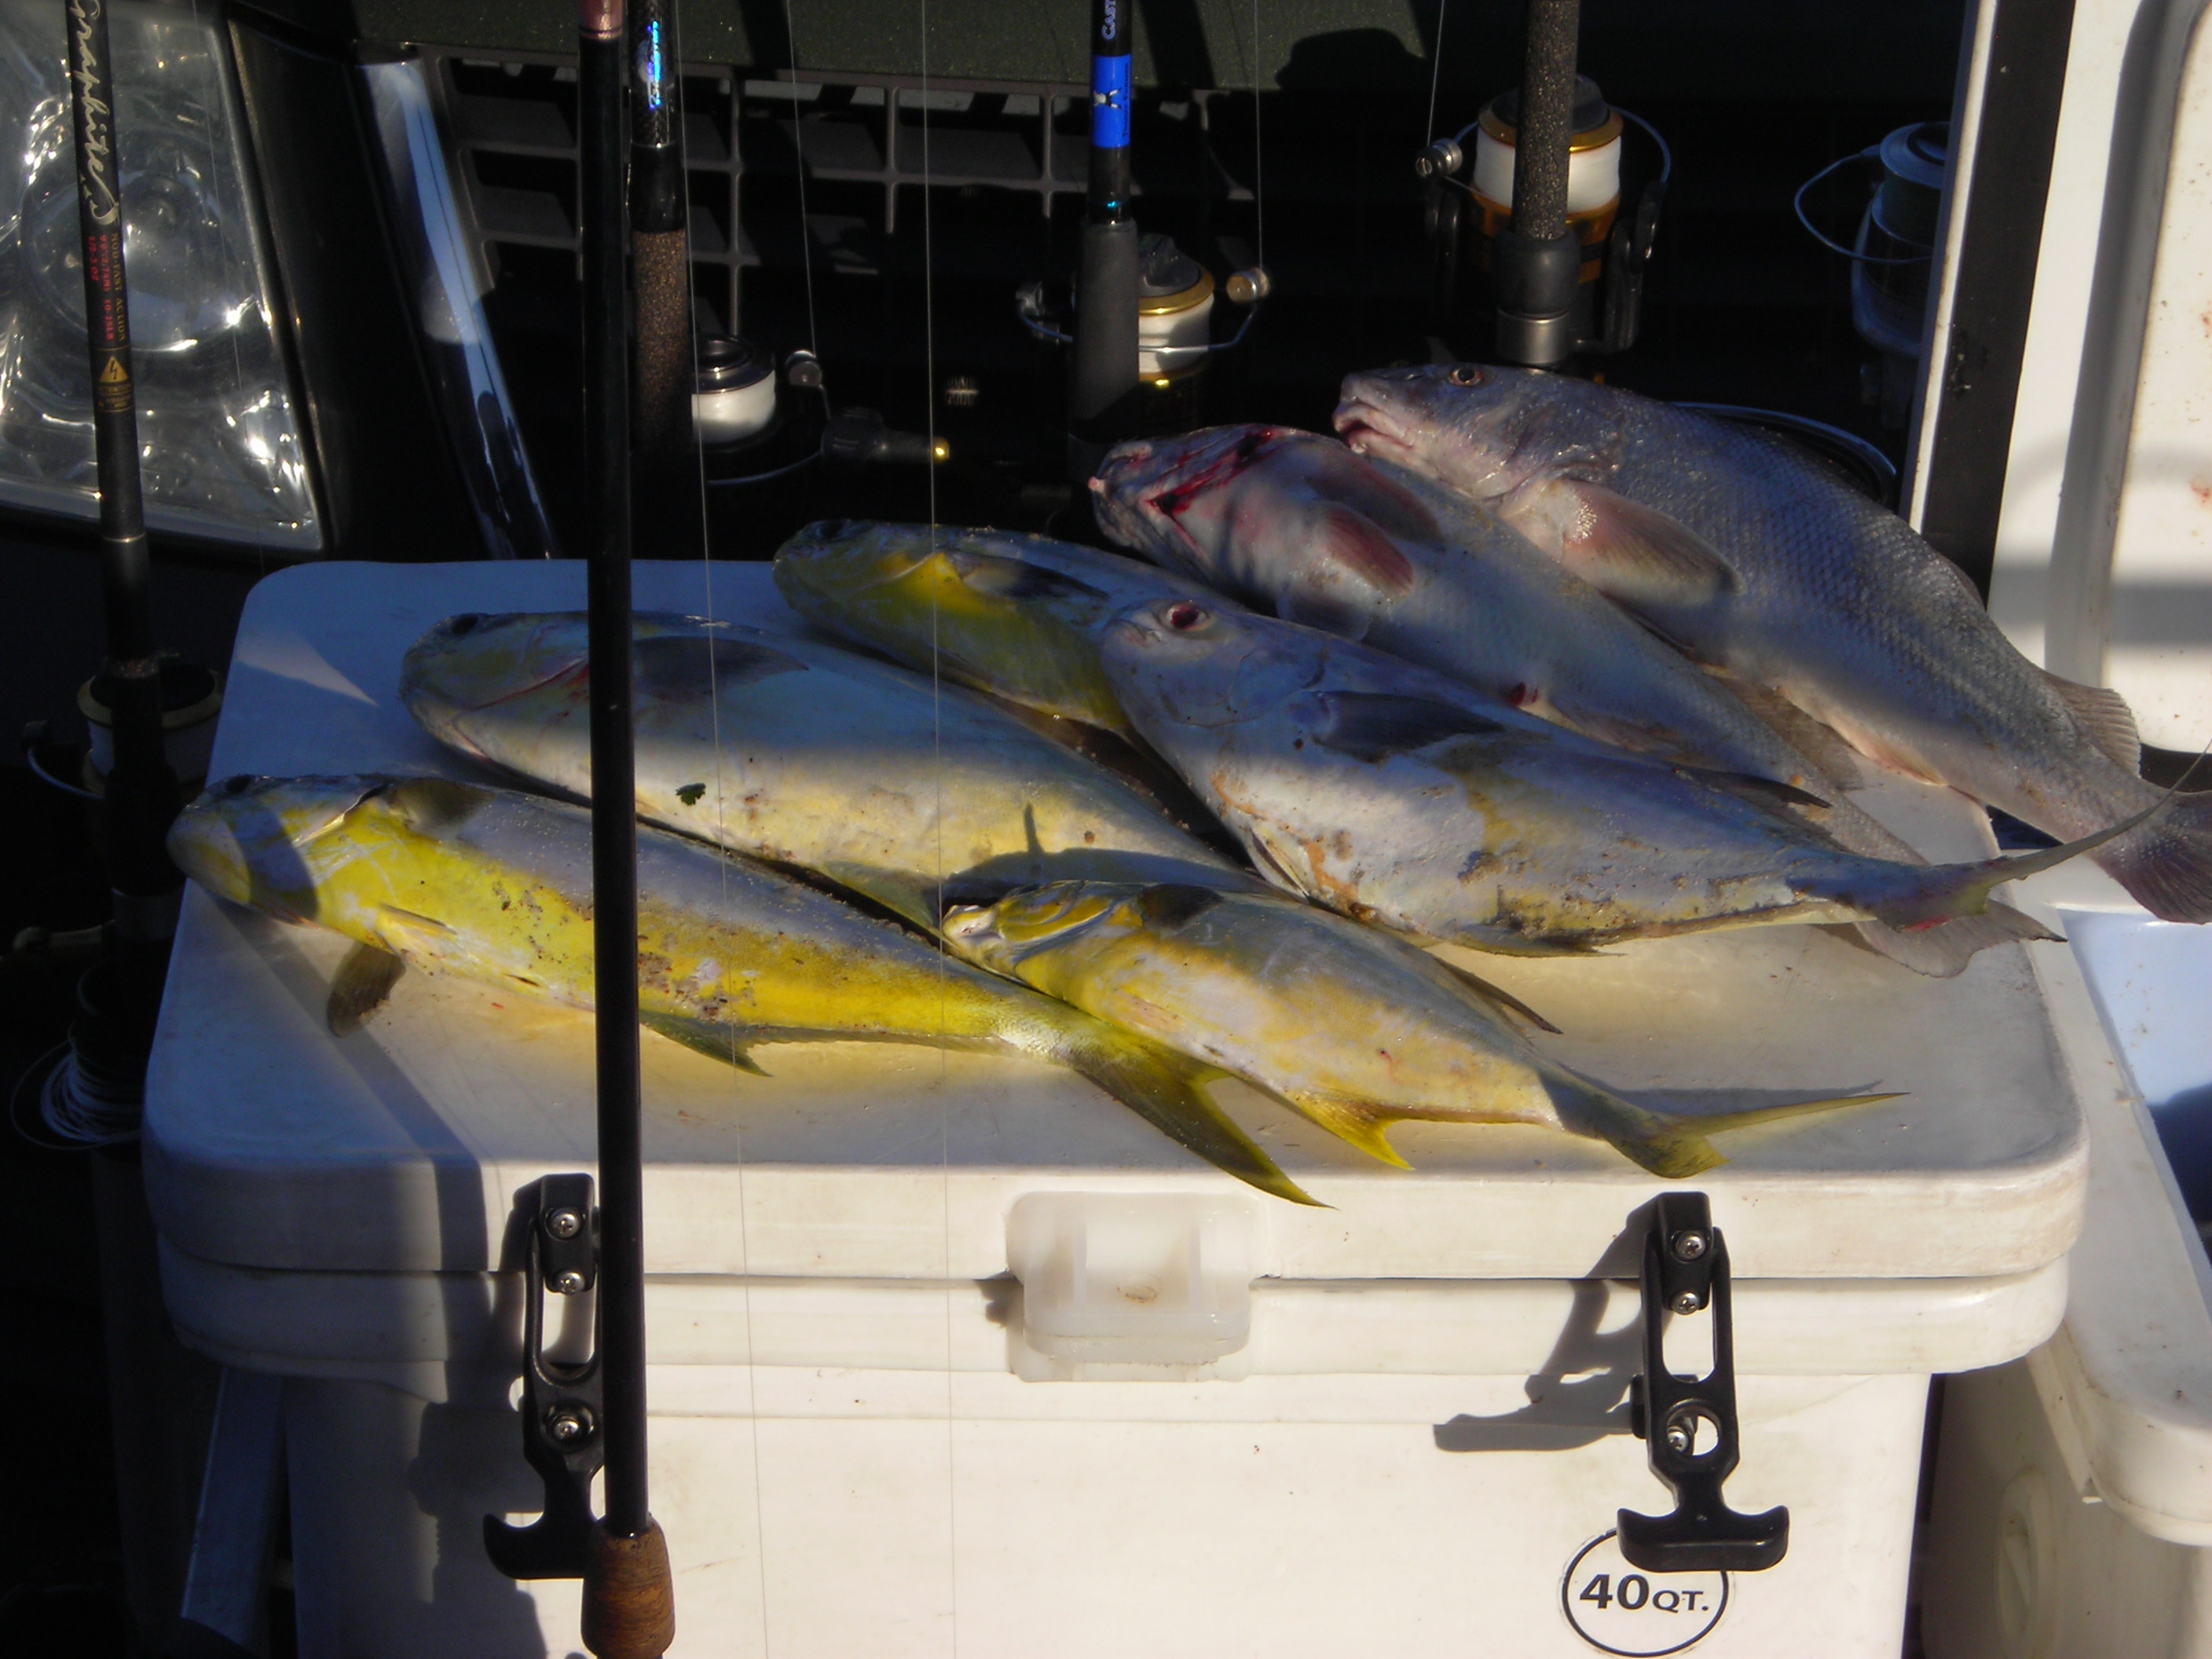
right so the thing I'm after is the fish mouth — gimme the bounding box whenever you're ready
[1331,386,1415,462]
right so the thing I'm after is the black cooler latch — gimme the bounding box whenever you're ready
[484,1173,604,1579]
[1620,1191,1789,1573]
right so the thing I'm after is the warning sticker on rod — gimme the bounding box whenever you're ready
[1560,1531,1728,1655]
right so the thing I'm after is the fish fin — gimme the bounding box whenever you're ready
[1431,957,1562,1033]
[2039,669,2142,774]
[1843,903,2062,978]
[326,942,406,1037]
[1300,445,1448,542]
[639,1009,770,1075]
[370,906,457,951]
[1313,505,1419,595]
[1549,1072,1899,1177]
[1282,1093,1413,1170]
[1281,578,1374,638]
[1439,925,1613,958]
[1543,1073,1724,1177]
[1311,690,1505,764]
[632,635,809,701]
[1059,1023,1321,1205]
[1705,669,1865,790]
[951,548,1110,602]
[817,864,944,933]
[2092,787,2212,923]
[1830,791,2178,927]
[1687,767,1833,811]
[1669,1091,1906,1136]
[1546,482,1738,605]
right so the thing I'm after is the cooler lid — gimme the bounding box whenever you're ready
[147,562,2090,1283]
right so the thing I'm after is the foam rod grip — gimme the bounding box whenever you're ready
[631,228,694,456]
[581,1518,676,1659]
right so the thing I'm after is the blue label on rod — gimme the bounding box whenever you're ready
[1091,53,1132,151]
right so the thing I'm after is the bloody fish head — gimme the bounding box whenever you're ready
[1333,364,1535,500]
[1090,426,1298,570]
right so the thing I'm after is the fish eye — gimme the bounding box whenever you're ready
[220,773,256,796]
[1164,601,1208,632]
[446,613,484,637]
[1448,365,1483,387]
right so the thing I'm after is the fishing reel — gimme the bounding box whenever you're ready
[1417,76,1668,359]
[1016,233,1270,441]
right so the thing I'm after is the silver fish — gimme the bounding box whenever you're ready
[397,610,1253,932]
[169,774,1308,1203]
[946,878,1893,1178]
[1335,364,2212,922]
[1093,423,1829,791]
[1093,427,2056,975]
[1099,595,2129,954]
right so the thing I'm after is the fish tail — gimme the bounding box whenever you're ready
[1815,794,2174,928]
[2092,787,2212,924]
[1055,1018,1323,1206]
[1547,1071,1901,1177]
[1848,902,2061,978]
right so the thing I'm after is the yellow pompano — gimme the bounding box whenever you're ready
[397,610,1258,932]
[945,879,1893,1177]
[772,519,1221,736]
[167,774,1313,1204]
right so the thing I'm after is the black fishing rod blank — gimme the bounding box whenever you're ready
[1068,0,1139,478]
[585,0,675,1648]
[481,2,674,1654]
[1492,0,1582,365]
[66,0,180,936]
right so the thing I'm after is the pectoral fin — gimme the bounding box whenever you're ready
[632,635,809,701]
[639,1009,770,1075]
[327,942,407,1036]
[1310,690,1505,764]
[1705,668,1866,790]
[1431,957,1562,1033]
[1537,481,1738,605]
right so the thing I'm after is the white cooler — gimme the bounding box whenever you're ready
[145,562,2112,1658]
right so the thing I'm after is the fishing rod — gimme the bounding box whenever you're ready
[1492,0,1581,365]
[584,0,673,1648]
[1068,0,1139,481]
[628,0,701,558]
[66,0,181,956]
[481,2,674,1654]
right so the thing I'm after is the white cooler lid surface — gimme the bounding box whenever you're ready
[146,562,2094,1284]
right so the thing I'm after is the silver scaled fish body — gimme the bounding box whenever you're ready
[946,878,1892,1178]
[397,610,1255,931]
[167,774,1312,1204]
[1091,423,2054,976]
[1100,595,2130,954]
[772,518,1220,736]
[1335,364,2212,923]
[1092,423,1826,789]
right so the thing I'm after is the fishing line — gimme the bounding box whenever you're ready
[1423,0,1448,145]
[1250,0,1266,271]
[680,42,778,1657]
[782,0,822,368]
[916,8,968,1650]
